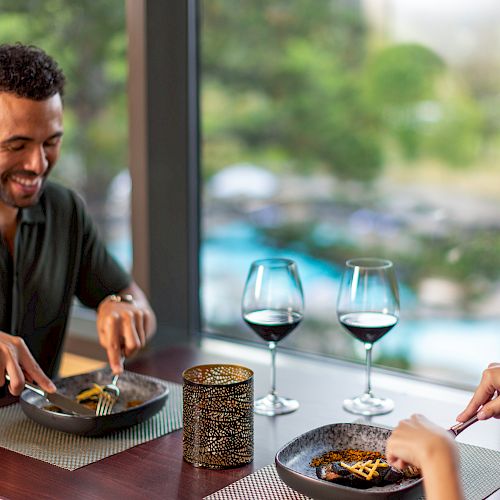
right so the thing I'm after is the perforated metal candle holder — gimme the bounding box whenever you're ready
[182,364,254,469]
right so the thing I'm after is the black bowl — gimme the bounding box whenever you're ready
[275,422,423,500]
[20,369,169,436]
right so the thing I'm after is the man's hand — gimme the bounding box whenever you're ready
[457,362,500,422]
[0,332,56,396]
[96,283,156,374]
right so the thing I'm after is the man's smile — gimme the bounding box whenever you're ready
[7,172,44,198]
[10,173,42,187]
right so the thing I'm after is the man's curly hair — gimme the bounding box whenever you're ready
[0,43,65,100]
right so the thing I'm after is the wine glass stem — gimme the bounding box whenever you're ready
[364,342,373,397]
[269,341,277,397]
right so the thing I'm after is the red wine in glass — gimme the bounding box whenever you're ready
[244,309,303,342]
[337,258,399,416]
[242,258,304,416]
[339,312,398,344]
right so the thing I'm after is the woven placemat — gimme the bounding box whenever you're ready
[204,442,500,500]
[205,465,307,500]
[0,379,182,470]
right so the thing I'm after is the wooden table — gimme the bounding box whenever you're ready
[0,340,499,500]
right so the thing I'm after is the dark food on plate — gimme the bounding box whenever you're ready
[316,459,403,489]
[310,448,383,467]
[43,384,144,414]
[311,449,421,490]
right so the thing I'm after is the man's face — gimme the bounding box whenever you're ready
[0,92,63,209]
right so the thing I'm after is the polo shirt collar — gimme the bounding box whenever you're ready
[20,202,45,224]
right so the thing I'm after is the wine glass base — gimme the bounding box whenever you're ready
[343,393,394,416]
[254,393,299,416]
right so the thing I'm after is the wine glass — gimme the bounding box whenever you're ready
[337,258,399,416]
[242,258,304,416]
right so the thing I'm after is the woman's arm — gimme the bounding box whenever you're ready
[386,414,464,500]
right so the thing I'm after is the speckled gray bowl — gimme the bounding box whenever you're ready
[20,368,169,436]
[275,422,423,500]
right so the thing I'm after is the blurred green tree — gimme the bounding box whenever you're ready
[363,43,483,165]
[202,2,486,180]
[202,0,384,181]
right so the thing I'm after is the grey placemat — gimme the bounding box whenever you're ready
[0,379,182,470]
[458,442,500,500]
[204,442,500,500]
[205,465,308,500]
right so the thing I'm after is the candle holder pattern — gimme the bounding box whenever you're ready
[182,364,254,469]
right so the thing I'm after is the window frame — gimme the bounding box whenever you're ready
[69,0,200,351]
[125,0,200,349]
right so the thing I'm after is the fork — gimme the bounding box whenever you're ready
[448,413,479,437]
[95,372,121,416]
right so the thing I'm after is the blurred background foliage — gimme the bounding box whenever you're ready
[201,0,487,181]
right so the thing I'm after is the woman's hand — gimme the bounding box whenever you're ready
[386,414,463,500]
[0,332,56,396]
[386,414,456,471]
[457,363,500,422]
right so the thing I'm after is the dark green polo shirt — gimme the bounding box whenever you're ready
[0,181,131,378]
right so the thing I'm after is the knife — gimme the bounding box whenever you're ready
[5,374,95,416]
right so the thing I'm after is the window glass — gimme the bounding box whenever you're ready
[0,0,131,271]
[200,0,500,387]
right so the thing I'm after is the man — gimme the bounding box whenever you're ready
[0,43,156,397]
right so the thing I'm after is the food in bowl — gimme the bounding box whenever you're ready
[311,449,420,490]
[310,448,384,466]
[43,383,144,414]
